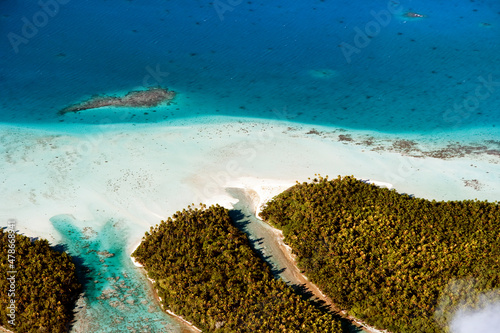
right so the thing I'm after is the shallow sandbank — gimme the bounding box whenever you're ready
[1,116,498,248]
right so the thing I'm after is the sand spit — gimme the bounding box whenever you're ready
[130,253,202,333]
[227,179,391,333]
[58,87,175,115]
[1,117,499,246]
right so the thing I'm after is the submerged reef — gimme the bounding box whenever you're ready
[300,127,500,163]
[58,87,176,115]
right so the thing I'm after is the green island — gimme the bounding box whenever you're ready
[132,205,344,332]
[0,230,81,333]
[259,175,500,333]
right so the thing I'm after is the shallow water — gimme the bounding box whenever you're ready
[50,215,182,333]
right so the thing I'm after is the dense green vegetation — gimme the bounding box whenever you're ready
[132,205,344,332]
[0,230,81,333]
[260,175,500,333]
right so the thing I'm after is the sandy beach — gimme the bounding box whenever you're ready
[1,116,498,246]
[140,265,202,333]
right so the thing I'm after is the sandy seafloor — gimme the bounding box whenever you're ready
[2,116,499,247]
[1,0,500,331]
[1,116,499,331]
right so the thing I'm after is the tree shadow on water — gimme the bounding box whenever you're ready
[49,243,91,332]
[230,208,287,277]
[229,206,362,332]
[290,284,364,332]
[51,243,92,290]
[228,209,250,229]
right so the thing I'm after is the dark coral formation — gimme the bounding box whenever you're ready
[338,134,353,142]
[59,87,175,115]
[463,179,483,190]
[303,127,500,162]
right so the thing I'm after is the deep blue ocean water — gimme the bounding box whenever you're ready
[1,0,499,133]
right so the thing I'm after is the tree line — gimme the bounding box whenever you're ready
[259,175,500,332]
[133,205,344,332]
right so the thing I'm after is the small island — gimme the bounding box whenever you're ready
[58,87,176,115]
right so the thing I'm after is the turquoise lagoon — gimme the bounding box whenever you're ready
[50,215,183,332]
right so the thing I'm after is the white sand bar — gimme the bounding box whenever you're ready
[0,116,498,248]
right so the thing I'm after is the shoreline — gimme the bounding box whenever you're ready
[228,178,391,333]
[1,116,498,241]
[1,115,500,166]
[2,112,500,139]
[130,248,202,333]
